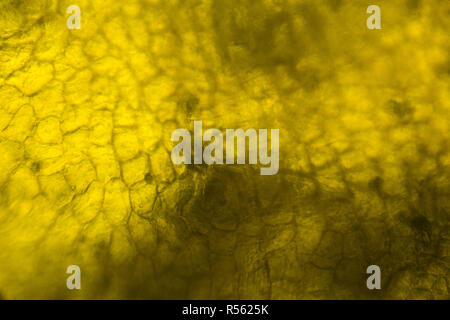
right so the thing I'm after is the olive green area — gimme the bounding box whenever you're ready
[0,0,448,299]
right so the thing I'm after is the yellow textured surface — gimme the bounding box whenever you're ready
[0,0,449,299]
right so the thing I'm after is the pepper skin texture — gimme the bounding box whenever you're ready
[0,0,448,299]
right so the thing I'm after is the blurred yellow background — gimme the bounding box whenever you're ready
[0,0,448,299]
